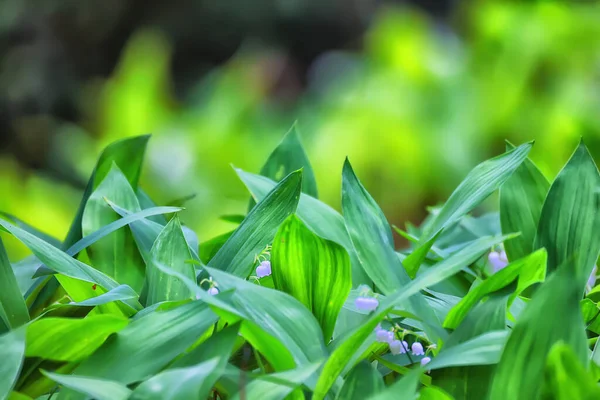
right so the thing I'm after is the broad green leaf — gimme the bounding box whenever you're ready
[0,237,28,331]
[500,142,550,261]
[72,300,218,385]
[229,362,322,400]
[444,249,547,329]
[403,233,440,279]
[341,159,443,342]
[26,315,128,361]
[541,342,600,400]
[534,141,600,283]
[147,216,195,305]
[421,142,532,242]
[336,362,384,400]
[136,188,167,224]
[64,135,150,248]
[130,358,221,400]
[235,169,370,286]
[368,368,422,400]
[252,124,318,206]
[0,328,26,399]
[199,230,234,264]
[41,371,131,400]
[490,267,588,400]
[0,219,142,312]
[313,234,509,400]
[272,215,351,340]
[170,323,240,369]
[427,331,508,370]
[82,164,145,292]
[153,262,327,373]
[68,284,138,307]
[208,170,302,278]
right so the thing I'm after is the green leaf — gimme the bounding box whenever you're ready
[147,216,195,305]
[82,164,145,292]
[418,387,454,400]
[444,249,547,329]
[170,323,240,369]
[0,219,142,312]
[41,371,131,400]
[336,362,384,400]
[249,124,318,212]
[341,159,443,342]
[72,300,218,385]
[313,234,509,400]
[368,368,422,400]
[67,284,138,307]
[64,135,150,248]
[403,233,440,279]
[541,342,600,400]
[421,142,533,242]
[199,230,234,264]
[236,169,370,286]
[490,267,588,400]
[271,215,351,340]
[534,140,600,283]
[209,170,302,278]
[500,142,550,261]
[0,328,26,399]
[0,213,61,248]
[26,315,128,361]
[130,358,221,400]
[427,331,508,370]
[229,362,322,400]
[0,237,29,331]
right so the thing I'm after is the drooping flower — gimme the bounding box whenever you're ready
[587,266,597,294]
[488,250,508,273]
[400,340,409,354]
[208,287,219,295]
[389,340,402,355]
[412,342,425,356]
[375,328,394,343]
[355,296,379,312]
[256,260,272,278]
[421,356,431,366]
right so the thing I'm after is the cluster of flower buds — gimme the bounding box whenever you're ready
[373,323,434,369]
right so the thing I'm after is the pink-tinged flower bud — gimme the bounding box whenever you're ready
[355,296,379,312]
[421,356,431,366]
[208,287,219,296]
[488,251,508,273]
[256,260,272,278]
[412,342,425,356]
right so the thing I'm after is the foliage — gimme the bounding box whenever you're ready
[1,129,599,400]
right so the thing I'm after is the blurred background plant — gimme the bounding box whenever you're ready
[2,0,600,259]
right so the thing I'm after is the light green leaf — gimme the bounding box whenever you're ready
[444,249,547,329]
[0,327,26,399]
[0,237,29,331]
[209,170,302,278]
[500,142,550,261]
[41,371,131,400]
[534,140,600,283]
[82,164,145,292]
[418,387,454,400]
[68,284,138,307]
[130,358,221,400]
[0,219,142,312]
[147,216,195,305]
[199,230,234,264]
[64,135,150,248]
[272,215,351,340]
[422,142,533,242]
[0,213,61,248]
[490,267,588,400]
[427,331,508,370]
[368,368,422,400]
[236,169,370,286]
[341,159,443,342]
[26,315,128,361]
[541,342,600,399]
[313,234,509,400]
[72,300,218,385]
[336,362,384,400]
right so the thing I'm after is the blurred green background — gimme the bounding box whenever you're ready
[2,0,600,260]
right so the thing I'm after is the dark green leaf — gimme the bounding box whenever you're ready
[199,230,234,265]
[421,142,532,242]
[147,216,195,305]
[41,371,131,400]
[500,142,550,261]
[0,237,29,331]
[209,170,302,278]
[272,215,351,340]
[0,327,26,399]
[336,362,384,400]
[534,140,600,283]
